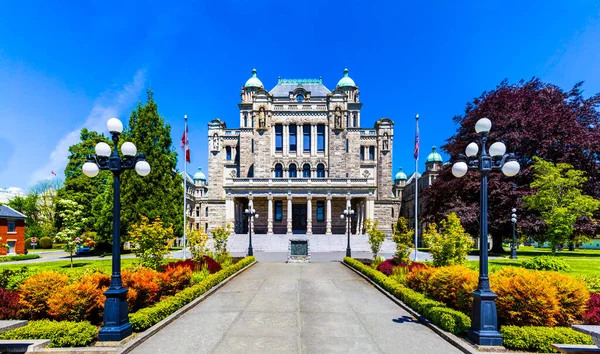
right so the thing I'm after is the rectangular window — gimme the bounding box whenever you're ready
[369,146,375,160]
[303,125,311,152]
[275,124,283,152]
[346,139,349,153]
[275,201,283,221]
[196,222,200,230]
[196,207,200,217]
[317,124,325,152]
[317,201,325,221]
[7,221,16,233]
[360,146,364,161]
[226,146,232,160]
[289,125,297,152]
[251,139,254,153]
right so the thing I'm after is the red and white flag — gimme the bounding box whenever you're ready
[51,171,57,176]
[181,123,190,163]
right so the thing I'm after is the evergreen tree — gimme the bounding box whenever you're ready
[93,90,183,243]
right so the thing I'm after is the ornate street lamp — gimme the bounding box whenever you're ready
[340,206,355,257]
[451,117,520,346]
[244,207,259,256]
[510,208,518,259]
[82,117,150,341]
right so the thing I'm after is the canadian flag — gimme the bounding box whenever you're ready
[181,124,190,163]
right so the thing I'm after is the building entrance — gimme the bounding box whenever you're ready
[292,204,307,233]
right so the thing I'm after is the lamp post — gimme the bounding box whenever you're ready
[82,118,150,341]
[451,117,520,346]
[244,207,258,256]
[510,208,517,259]
[341,206,355,257]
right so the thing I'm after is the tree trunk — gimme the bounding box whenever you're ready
[490,233,505,254]
[568,242,575,251]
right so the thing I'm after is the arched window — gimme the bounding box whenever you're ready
[274,163,283,178]
[303,164,311,178]
[289,164,297,178]
[316,163,325,178]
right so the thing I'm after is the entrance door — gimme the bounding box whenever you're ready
[7,241,16,254]
[292,204,307,233]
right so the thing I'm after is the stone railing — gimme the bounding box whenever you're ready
[225,177,375,187]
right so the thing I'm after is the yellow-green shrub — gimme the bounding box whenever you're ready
[539,271,589,326]
[501,325,592,353]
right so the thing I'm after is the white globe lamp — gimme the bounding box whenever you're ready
[502,160,520,177]
[452,161,468,178]
[489,142,507,157]
[135,160,151,176]
[83,162,100,177]
[475,118,492,134]
[121,142,137,157]
[465,142,479,157]
[107,118,123,134]
[95,142,111,157]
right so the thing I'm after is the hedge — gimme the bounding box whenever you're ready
[344,257,470,334]
[129,256,255,331]
[501,325,593,353]
[0,320,97,347]
[0,254,40,262]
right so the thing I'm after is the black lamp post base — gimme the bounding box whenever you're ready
[248,247,253,257]
[99,286,132,342]
[510,248,517,260]
[346,248,351,258]
[468,290,503,346]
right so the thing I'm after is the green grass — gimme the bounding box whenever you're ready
[0,258,142,273]
[468,246,600,277]
[26,248,62,253]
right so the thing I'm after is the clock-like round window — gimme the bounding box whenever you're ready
[296,94,304,102]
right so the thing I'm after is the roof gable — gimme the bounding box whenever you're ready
[0,205,27,219]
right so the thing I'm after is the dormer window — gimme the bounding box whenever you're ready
[296,94,304,102]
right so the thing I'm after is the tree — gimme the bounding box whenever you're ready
[129,215,174,270]
[57,128,110,233]
[524,157,600,253]
[423,213,472,267]
[29,178,62,237]
[7,194,43,239]
[93,90,183,244]
[364,219,386,259]
[211,223,231,256]
[187,225,209,261]
[54,199,87,267]
[392,216,414,263]
[422,79,600,252]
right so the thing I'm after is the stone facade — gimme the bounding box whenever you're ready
[187,69,401,235]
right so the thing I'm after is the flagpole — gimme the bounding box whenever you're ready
[183,115,188,260]
[414,114,419,262]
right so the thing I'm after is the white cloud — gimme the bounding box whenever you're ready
[31,69,147,183]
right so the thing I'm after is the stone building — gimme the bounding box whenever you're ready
[187,69,401,235]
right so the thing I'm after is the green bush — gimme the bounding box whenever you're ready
[39,237,52,249]
[52,243,66,249]
[129,256,255,332]
[24,238,32,249]
[0,320,97,347]
[0,254,40,262]
[344,257,470,334]
[522,255,570,272]
[501,325,592,353]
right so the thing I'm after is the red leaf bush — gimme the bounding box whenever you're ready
[376,259,396,276]
[202,255,222,274]
[584,293,600,325]
[0,288,20,320]
[161,266,192,296]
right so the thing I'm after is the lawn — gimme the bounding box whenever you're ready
[0,258,143,273]
[468,246,600,277]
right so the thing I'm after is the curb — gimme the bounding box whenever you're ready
[119,260,257,354]
[341,261,481,354]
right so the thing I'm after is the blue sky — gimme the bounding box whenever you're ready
[1,1,599,191]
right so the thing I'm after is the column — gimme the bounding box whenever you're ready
[287,193,293,235]
[283,124,289,157]
[225,195,234,233]
[311,125,316,157]
[267,194,274,235]
[298,124,303,156]
[326,194,332,235]
[306,194,313,235]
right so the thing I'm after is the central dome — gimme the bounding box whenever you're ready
[336,68,356,88]
[395,167,407,181]
[244,69,263,88]
[193,167,206,181]
[426,146,443,163]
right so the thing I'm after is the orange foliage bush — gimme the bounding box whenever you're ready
[18,271,69,320]
[47,275,106,323]
[122,268,164,312]
[405,266,436,294]
[490,267,560,327]
[539,271,589,326]
[160,266,192,296]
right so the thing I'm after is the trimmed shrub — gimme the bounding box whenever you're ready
[490,267,560,327]
[39,236,52,249]
[122,268,164,311]
[130,256,255,332]
[18,271,69,320]
[47,275,107,323]
[539,271,589,326]
[0,268,39,291]
[0,288,20,320]
[160,266,192,296]
[583,293,600,325]
[0,319,97,347]
[24,238,32,249]
[522,255,570,272]
[344,257,470,334]
[501,325,592,353]
[0,254,40,262]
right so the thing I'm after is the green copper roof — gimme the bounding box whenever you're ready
[336,68,356,88]
[244,69,263,88]
[426,146,443,163]
[395,167,407,181]
[193,167,206,180]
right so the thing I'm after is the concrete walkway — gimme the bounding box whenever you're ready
[131,262,462,354]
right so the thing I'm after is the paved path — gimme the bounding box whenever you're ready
[131,262,462,354]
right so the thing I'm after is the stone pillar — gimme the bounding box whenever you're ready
[306,194,313,235]
[267,194,273,235]
[311,125,317,157]
[225,194,234,233]
[287,193,293,235]
[326,194,332,235]
[283,124,289,157]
